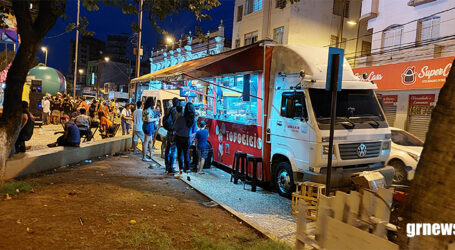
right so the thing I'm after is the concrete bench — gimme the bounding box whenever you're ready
[5,135,132,179]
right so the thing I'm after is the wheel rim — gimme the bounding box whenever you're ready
[277,169,291,194]
[392,165,406,183]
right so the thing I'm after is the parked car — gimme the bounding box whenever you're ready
[387,127,424,184]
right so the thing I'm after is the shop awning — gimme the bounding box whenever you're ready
[131,43,264,84]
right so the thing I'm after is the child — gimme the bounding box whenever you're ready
[195,120,209,174]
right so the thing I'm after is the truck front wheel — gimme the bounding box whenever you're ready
[275,162,295,197]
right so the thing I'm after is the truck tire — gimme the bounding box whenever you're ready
[390,160,407,185]
[275,162,295,197]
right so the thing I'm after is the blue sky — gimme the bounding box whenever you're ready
[40,0,235,74]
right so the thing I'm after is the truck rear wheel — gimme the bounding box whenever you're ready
[275,162,295,197]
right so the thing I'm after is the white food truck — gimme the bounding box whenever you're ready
[131,42,394,196]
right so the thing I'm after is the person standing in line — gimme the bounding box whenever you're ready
[132,101,144,155]
[173,102,197,179]
[142,98,159,162]
[162,98,180,174]
[121,104,133,135]
[195,120,209,174]
[42,96,50,125]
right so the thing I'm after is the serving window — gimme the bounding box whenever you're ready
[189,73,261,125]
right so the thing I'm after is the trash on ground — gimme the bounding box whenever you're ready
[202,201,219,208]
[129,219,136,224]
[79,217,84,226]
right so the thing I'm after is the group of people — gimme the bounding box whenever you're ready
[131,97,209,177]
[41,93,118,126]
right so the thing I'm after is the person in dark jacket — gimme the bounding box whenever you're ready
[173,102,197,178]
[164,97,180,174]
[14,101,35,154]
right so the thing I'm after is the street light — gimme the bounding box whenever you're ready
[97,57,110,98]
[347,20,357,25]
[41,46,48,66]
[166,36,174,45]
[78,69,84,84]
[104,57,110,62]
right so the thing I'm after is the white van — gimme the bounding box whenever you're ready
[141,89,185,120]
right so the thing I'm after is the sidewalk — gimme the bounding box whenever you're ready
[153,156,314,246]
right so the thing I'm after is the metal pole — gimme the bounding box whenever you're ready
[325,53,340,196]
[73,0,80,98]
[44,50,48,66]
[134,0,143,101]
[337,0,346,48]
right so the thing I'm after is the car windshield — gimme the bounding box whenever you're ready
[309,89,385,124]
[392,130,424,147]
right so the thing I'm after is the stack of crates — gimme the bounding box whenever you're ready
[291,181,326,221]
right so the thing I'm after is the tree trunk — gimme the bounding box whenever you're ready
[399,59,455,249]
[0,1,63,184]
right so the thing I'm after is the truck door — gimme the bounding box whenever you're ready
[270,91,310,171]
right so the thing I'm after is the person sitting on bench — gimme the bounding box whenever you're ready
[47,115,81,147]
[75,108,92,140]
[99,111,115,137]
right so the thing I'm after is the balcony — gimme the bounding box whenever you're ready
[360,0,379,22]
[408,0,437,7]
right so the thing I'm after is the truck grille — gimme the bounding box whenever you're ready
[338,142,381,160]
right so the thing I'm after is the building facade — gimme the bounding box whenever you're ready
[149,20,231,74]
[231,0,369,65]
[354,0,455,140]
[68,36,105,87]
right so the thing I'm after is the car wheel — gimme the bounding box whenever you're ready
[275,162,295,197]
[390,160,407,185]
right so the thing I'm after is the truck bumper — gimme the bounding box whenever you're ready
[303,164,394,188]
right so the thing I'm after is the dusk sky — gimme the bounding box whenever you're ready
[40,0,235,74]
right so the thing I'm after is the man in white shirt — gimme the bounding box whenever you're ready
[121,104,133,135]
[42,96,51,125]
[132,101,144,154]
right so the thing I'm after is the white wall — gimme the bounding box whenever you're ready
[365,0,455,52]
[232,0,364,59]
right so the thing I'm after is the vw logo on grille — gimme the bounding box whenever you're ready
[357,144,367,158]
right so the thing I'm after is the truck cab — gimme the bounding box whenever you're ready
[266,45,394,196]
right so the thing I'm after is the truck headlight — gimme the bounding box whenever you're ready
[407,152,420,162]
[382,141,391,150]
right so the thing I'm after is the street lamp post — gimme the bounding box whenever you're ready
[133,0,144,101]
[73,0,81,98]
[41,47,48,66]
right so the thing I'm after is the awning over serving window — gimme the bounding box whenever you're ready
[130,43,264,84]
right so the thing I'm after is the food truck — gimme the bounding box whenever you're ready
[131,42,394,196]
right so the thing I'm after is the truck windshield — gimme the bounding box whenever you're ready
[309,89,385,125]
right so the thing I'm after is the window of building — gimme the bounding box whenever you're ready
[245,0,262,15]
[273,26,285,44]
[333,0,350,18]
[276,0,286,8]
[237,5,243,22]
[244,31,259,46]
[235,39,241,48]
[361,41,372,56]
[383,25,403,51]
[417,16,440,44]
[330,35,347,49]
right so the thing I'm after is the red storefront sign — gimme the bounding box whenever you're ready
[382,95,398,106]
[409,94,435,106]
[353,57,455,90]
